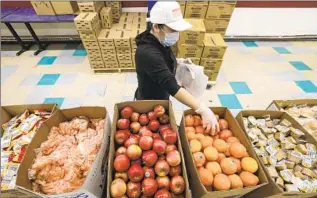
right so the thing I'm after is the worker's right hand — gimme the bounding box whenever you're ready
[195,103,220,136]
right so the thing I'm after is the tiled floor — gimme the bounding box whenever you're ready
[1,41,317,123]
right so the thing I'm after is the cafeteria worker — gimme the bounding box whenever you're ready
[134,1,219,134]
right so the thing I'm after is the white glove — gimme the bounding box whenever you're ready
[195,103,220,136]
[177,58,194,65]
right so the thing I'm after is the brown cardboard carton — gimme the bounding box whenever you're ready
[179,107,268,198]
[177,1,186,15]
[15,107,111,198]
[177,43,204,58]
[51,1,78,15]
[206,1,236,19]
[74,12,99,31]
[180,19,206,46]
[200,58,223,70]
[98,29,115,50]
[267,99,317,111]
[100,7,113,29]
[190,57,201,65]
[119,15,134,24]
[90,60,105,69]
[185,1,208,19]
[82,40,100,50]
[236,110,317,198]
[107,101,191,198]
[112,31,131,48]
[77,1,104,12]
[204,69,220,81]
[78,22,101,41]
[202,33,227,59]
[30,2,55,15]
[204,19,230,34]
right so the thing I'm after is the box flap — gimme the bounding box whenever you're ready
[204,33,227,47]
[98,29,112,40]
[185,19,206,33]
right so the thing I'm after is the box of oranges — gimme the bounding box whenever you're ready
[179,107,268,197]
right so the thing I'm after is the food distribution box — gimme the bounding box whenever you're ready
[184,1,208,19]
[15,107,111,198]
[77,1,104,12]
[204,69,220,81]
[267,100,317,111]
[180,19,206,46]
[200,58,223,71]
[98,29,115,50]
[177,44,204,58]
[202,33,227,59]
[78,23,101,41]
[100,7,113,29]
[112,31,132,48]
[177,1,186,15]
[204,19,230,35]
[51,1,78,15]
[206,1,236,19]
[179,107,268,198]
[74,12,99,31]
[82,40,100,50]
[107,101,191,198]
[31,2,55,15]
[236,110,317,197]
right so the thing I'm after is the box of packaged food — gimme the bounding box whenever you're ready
[31,2,55,16]
[82,40,100,50]
[90,60,105,69]
[74,12,99,31]
[78,22,101,41]
[15,107,111,198]
[204,19,230,34]
[177,1,186,15]
[98,29,115,50]
[107,101,191,198]
[200,58,223,71]
[206,1,236,19]
[77,1,104,12]
[236,110,317,197]
[113,31,132,48]
[185,1,208,19]
[100,7,113,29]
[51,1,78,15]
[179,107,268,198]
[177,44,204,58]
[179,19,206,46]
[202,33,227,59]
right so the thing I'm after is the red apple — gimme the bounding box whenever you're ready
[148,120,160,132]
[131,112,140,122]
[154,105,165,117]
[140,126,153,137]
[139,136,154,151]
[162,129,177,145]
[121,106,133,119]
[142,150,158,167]
[124,136,139,148]
[170,176,185,195]
[128,164,144,182]
[156,176,170,190]
[127,182,141,198]
[169,166,181,177]
[148,111,157,120]
[117,119,130,130]
[158,155,166,160]
[131,134,141,142]
[166,150,181,167]
[153,140,167,156]
[114,154,130,172]
[131,158,142,166]
[143,166,155,179]
[152,133,162,141]
[115,172,128,182]
[155,189,171,198]
[127,145,142,160]
[166,145,177,154]
[159,114,169,124]
[142,178,158,197]
[139,114,149,125]
[159,125,171,134]
[130,122,141,133]
[155,159,170,177]
[111,178,126,198]
[116,146,127,156]
[115,130,130,145]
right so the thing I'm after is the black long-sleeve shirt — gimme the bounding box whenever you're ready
[135,30,181,100]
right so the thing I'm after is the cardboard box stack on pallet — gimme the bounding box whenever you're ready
[105,1,122,23]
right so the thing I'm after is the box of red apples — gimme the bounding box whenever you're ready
[107,101,191,198]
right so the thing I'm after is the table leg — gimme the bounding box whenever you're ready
[4,22,31,56]
[24,22,49,55]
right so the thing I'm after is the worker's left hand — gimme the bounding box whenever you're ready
[195,103,220,136]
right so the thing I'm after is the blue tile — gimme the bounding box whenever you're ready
[73,49,87,56]
[44,97,65,108]
[37,74,60,85]
[1,66,17,84]
[273,47,291,54]
[54,56,85,64]
[37,56,57,65]
[243,41,258,47]
[218,94,243,109]
[20,73,43,86]
[295,81,317,93]
[55,73,78,85]
[289,61,311,71]
[229,82,252,94]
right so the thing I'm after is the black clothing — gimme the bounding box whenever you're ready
[134,30,180,100]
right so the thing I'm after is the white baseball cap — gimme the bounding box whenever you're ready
[150,1,192,32]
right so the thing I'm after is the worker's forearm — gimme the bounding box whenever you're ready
[174,88,200,110]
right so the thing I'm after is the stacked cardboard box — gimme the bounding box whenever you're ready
[77,1,104,12]
[177,1,186,16]
[184,1,208,19]
[98,29,119,69]
[105,1,122,23]
[100,7,113,29]
[31,1,79,15]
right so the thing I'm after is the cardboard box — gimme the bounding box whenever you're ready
[31,2,55,15]
[179,107,268,198]
[185,1,208,19]
[102,54,118,63]
[77,1,104,12]
[200,58,223,70]
[236,110,317,198]
[101,48,116,56]
[90,59,105,69]
[98,29,115,50]
[116,47,131,55]
[118,60,134,68]
[179,19,206,46]
[82,40,100,50]
[15,107,110,197]
[119,15,134,24]
[51,1,78,15]
[100,7,113,29]
[117,53,132,62]
[202,33,227,59]
[104,61,119,69]
[206,1,236,19]
[204,69,220,81]
[105,1,121,9]
[74,12,99,31]
[267,99,317,111]
[204,19,230,34]
[88,53,103,62]
[117,23,133,31]
[177,44,204,58]
[106,101,191,198]
[130,29,143,49]
[112,31,131,48]
[190,57,200,65]
[106,1,122,23]
[177,1,186,16]
[78,22,101,41]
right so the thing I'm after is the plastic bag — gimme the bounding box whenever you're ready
[175,58,208,99]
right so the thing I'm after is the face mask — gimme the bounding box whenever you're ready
[160,28,179,47]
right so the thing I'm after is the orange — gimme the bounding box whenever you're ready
[213,174,231,191]
[190,139,202,153]
[239,171,259,187]
[206,162,222,176]
[193,152,206,167]
[200,136,213,149]
[241,157,258,173]
[220,158,237,175]
[203,146,218,161]
[229,157,241,173]
[228,174,243,189]
[229,142,247,159]
[213,139,228,153]
[198,168,214,186]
